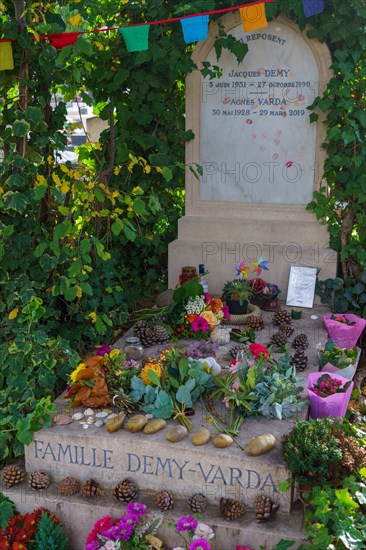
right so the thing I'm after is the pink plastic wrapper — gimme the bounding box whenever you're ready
[323,314,366,349]
[307,371,354,420]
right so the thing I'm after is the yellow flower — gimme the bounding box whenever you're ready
[109,349,120,359]
[70,363,86,382]
[8,308,19,320]
[89,312,97,323]
[200,310,217,326]
[140,362,163,385]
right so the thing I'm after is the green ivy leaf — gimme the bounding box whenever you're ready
[3,191,29,213]
[12,119,31,137]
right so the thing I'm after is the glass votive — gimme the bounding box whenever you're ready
[123,336,144,361]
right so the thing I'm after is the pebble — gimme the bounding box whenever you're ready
[96,411,108,418]
[53,413,73,425]
[105,412,125,433]
[95,420,104,428]
[86,416,95,425]
[166,425,188,443]
[84,408,95,417]
[191,428,211,446]
[144,419,167,434]
[310,315,318,320]
[72,412,84,421]
[126,414,148,433]
[82,424,89,430]
[213,434,234,448]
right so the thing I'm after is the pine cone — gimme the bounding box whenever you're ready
[219,497,245,521]
[188,493,208,513]
[246,315,264,331]
[154,490,174,511]
[273,309,292,326]
[58,476,80,496]
[2,465,25,489]
[279,323,294,337]
[113,478,138,502]
[153,325,170,345]
[254,495,279,522]
[29,471,50,491]
[134,320,148,339]
[291,350,308,372]
[293,333,309,350]
[271,331,288,347]
[229,344,246,358]
[80,478,100,498]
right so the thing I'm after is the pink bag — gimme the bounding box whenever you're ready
[323,314,366,349]
[307,371,353,420]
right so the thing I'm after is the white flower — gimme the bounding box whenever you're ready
[101,541,118,550]
[172,547,185,550]
[193,522,215,540]
[199,357,221,375]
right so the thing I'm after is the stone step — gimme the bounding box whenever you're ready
[25,399,298,513]
[2,480,306,550]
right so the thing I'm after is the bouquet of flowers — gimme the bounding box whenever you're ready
[170,515,215,550]
[318,341,358,370]
[65,346,140,409]
[307,371,354,420]
[310,373,352,398]
[85,503,163,550]
[323,313,366,349]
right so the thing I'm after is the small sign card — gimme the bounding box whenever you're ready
[286,265,317,308]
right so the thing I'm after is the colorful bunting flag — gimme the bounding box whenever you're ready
[119,25,150,52]
[240,3,267,32]
[180,15,209,44]
[302,0,324,17]
[0,40,14,71]
[48,32,80,49]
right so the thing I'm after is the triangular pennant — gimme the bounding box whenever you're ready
[302,0,324,17]
[119,25,150,52]
[180,15,209,44]
[240,4,267,33]
[0,41,14,71]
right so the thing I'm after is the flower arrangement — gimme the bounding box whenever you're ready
[0,507,68,550]
[311,373,352,398]
[211,348,304,421]
[129,355,217,429]
[318,340,358,370]
[177,293,229,338]
[85,503,163,550]
[329,314,356,326]
[170,515,214,550]
[65,346,140,409]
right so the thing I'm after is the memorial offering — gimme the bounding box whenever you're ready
[307,372,354,420]
[323,313,366,349]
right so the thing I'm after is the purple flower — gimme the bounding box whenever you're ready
[85,542,99,550]
[100,525,120,540]
[124,358,139,369]
[96,344,112,356]
[116,519,133,541]
[126,502,147,516]
[189,539,211,550]
[124,512,140,526]
[176,516,198,532]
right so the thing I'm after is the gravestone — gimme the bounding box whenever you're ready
[168,14,337,294]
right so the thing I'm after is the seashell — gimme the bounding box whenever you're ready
[82,424,89,430]
[54,414,73,425]
[95,420,104,428]
[84,408,95,417]
[72,412,84,421]
[86,416,95,425]
[96,411,108,418]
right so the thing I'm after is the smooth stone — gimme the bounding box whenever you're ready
[213,434,234,448]
[94,420,104,428]
[96,411,108,418]
[84,408,95,417]
[53,414,73,426]
[144,419,167,434]
[126,414,148,433]
[72,412,84,421]
[166,425,188,443]
[105,412,126,433]
[191,428,211,446]
[86,416,95,425]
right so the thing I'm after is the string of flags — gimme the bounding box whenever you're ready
[0,0,325,71]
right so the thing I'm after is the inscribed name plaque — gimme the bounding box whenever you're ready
[200,20,319,204]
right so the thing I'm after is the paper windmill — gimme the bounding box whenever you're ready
[252,258,269,276]
[235,261,250,279]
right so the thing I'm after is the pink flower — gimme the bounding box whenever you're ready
[86,515,114,544]
[249,343,270,360]
[222,305,230,319]
[189,540,211,550]
[204,292,213,304]
[176,516,198,532]
[230,380,240,392]
[191,316,209,332]
[96,344,112,356]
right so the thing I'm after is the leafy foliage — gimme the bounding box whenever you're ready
[0,493,18,529]
[34,512,69,550]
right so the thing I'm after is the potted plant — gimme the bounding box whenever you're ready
[307,372,353,420]
[222,279,253,315]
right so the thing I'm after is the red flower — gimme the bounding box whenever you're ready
[86,515,114,544]
[249,278,267,295]
[249,343,270,360]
